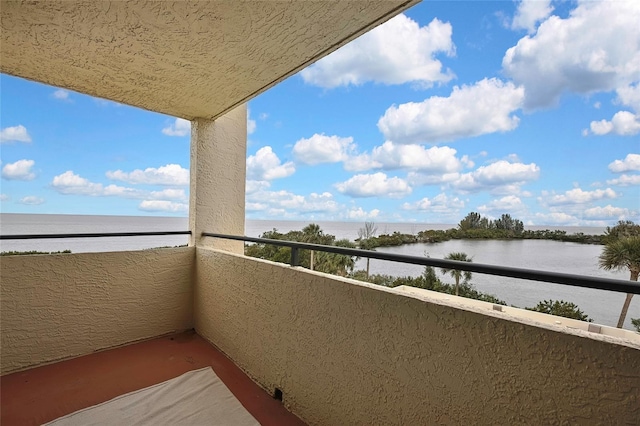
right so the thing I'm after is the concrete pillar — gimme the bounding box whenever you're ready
[188,105,246,253]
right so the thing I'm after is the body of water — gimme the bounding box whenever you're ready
[1,213,637,329]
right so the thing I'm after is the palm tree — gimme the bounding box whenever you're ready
[316,239,357,276]
[302,223,324,270]
[440,252,473,296]
[598,236,640,328]
[357,222,377,279]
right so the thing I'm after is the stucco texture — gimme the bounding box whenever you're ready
[189,108,246,254]
[195,248,640,425]
[0,0,418,119]
[0,247,194,374]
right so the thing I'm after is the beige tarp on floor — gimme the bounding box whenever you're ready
[44,367,260,426]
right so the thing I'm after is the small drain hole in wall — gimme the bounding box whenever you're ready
[274,388,283,401]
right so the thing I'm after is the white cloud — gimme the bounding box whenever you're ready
[0,193,9,201]
[617,83,640,112]
[346,207,380,220]
[149,188,188,201]
[511,0,554,33]
[505,153,521,163]
[101,184,145,198]
[543,187,617,206]
[590,120,614,136]
[301,14,455,89]
[402,193,464,212]
[589,111,640,136]
[246,180,270,194]
[478,195,527,214]
[606,174,640,186]
[609,154,640,173]
[52,171,188,200]
[378,78,524,144]
[162,118,191,137]
[407,171,461,186]
[138,200,188,213]
[583,205,632,220]
[246,202,269,212]
[533,212,580,225]
[0,125,32,143]
[1,159,36,181]
[298,192,340,213]
[246,146,295,180]
[345,142,466,173]
[19,196,45,205]
[335,172,411,198]
[293,134,355,165]
[52,171,105,195]
[451,160,540,193]
[52,89,70,100]
[247,189,340,215]
[503,1,640,110]
[106,164,189,186]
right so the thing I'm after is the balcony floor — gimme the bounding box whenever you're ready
[0,330,306,426]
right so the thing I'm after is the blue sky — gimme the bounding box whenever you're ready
[1,0,639,226]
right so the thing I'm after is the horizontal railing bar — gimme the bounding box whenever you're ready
[203,232,640,295]
[1,231,191,240]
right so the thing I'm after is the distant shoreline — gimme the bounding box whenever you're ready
[0,212,607,238]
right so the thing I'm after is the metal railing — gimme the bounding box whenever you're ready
[2,230,637,295]
[203,232,640,295]
[0,231,191,240]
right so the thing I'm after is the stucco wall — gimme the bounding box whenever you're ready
[189,109,246,254]
[1,247,194,374]
[195,248,640,425]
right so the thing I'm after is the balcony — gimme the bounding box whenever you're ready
[1,243,639,424]
[1,1,639,423]
[1,328,303,426]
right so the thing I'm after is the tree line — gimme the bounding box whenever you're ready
[245,219,640,331]
[244,224,356,276]
[356,212,606,249]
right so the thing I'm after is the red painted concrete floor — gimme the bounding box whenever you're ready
[0,330,306,426]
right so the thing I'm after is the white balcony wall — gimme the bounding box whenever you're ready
[195,248,640,425]
[0,247,194,374]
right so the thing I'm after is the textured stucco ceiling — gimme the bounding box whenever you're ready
[1,0,419,119]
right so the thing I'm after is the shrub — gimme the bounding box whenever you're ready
[527,300,592,322]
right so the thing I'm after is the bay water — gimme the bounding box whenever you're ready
[1,213,638,329]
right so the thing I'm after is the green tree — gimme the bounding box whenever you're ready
[357,221,378,278]
[602,220,640,244]
[494,213,524,235]
[316,239,356,276]
[459,212,483,230]
[423,264,441,289]
[527,300,592,322]
[302,223,325,270]
[440,252,473,296]
[631,318,640,333]
[245,228,292,264]
[245,225,356,276]
[598,235,640,328]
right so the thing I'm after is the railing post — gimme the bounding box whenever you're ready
[290,247,300,267]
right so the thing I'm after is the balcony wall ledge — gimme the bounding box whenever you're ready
[391,285,640,348]
[195,247,640,425]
